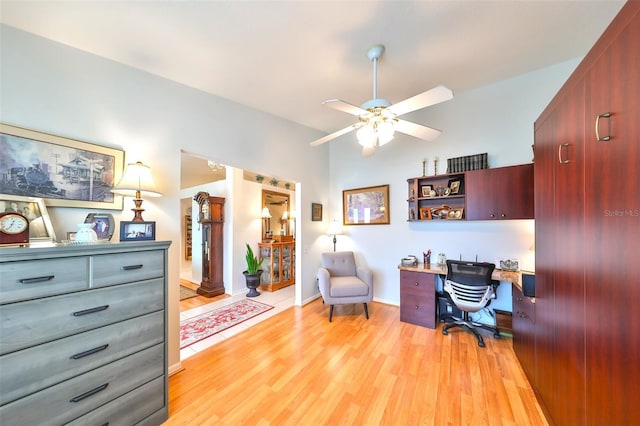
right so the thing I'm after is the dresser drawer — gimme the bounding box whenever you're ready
[0,310,163,405]
[92,250,164,287]
[0,343,164,426]
[66,376,166,426]
[0,257,89,304]
[0,278,164,354]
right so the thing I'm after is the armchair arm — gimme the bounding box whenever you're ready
[317,267,331,298]
[356,266,373,292]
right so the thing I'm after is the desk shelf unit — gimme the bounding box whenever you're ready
[407,172,466,221]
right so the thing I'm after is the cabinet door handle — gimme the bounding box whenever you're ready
[70,344,109,360]
[595,112,611,141]
[69,383,109,403]
[558,143,570,164]
[415,305,420,310]
[121,264,143,270]
[19,275,55,284]
[414,282,420,286]
[72,305,109,316]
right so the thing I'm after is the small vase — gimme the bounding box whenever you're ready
[75,223,98,243]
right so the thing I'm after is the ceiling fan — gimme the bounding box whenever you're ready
[309,44,453,156]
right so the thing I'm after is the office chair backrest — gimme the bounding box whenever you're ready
[446,260,495,286]
[444,260,496,312]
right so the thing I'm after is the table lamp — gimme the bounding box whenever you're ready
[111,161,162,221]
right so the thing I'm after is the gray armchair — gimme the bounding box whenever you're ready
[317,251,373,322]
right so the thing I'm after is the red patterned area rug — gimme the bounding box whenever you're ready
[180,299,274,349]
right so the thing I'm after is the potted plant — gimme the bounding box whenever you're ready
[243,243,263,297]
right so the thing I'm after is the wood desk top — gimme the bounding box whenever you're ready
[398,263,522,290]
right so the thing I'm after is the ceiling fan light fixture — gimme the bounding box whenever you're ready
[377,120,395,146]
[357,124,376,148]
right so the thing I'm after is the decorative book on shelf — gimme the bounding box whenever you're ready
[447,153,488,173]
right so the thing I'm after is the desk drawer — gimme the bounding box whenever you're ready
[0,310,163,405]
[400,270,436,328]
[0,344,164,426]
[92,250,164,287]
[66,376,165,426]
[0,278,164,354]
[0,257,89,304]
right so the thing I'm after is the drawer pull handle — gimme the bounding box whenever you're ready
[19,275,55,284]
[70,383,109,403]
[72,305,109,316]
[415,305,420,310]
[414,282,419,286]
[121,264,143,270]
[71,344,109,360]
[595,112,611,141]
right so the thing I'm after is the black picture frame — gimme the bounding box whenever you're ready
[84,213,115,241]
[311,203,322,221]
[447,178,464,195]
[119,221,156,241]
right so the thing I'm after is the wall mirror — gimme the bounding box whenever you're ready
[262,189,290,240]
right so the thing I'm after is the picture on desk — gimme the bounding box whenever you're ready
[421,186,432,197]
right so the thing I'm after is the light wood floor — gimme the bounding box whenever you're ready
[179,279,229,312]
[166,300,548,425]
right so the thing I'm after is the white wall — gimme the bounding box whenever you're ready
[326,59,580,309]
[0,25,330,373]
[1,23,581,365]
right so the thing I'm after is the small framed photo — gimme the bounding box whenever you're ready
[421,185,432,197]
[419,207,432,220]
[448,179,463,195]
[66,231,77,241]
[120,221,156,241]
[311,203,323,222]
[84,213,115,240]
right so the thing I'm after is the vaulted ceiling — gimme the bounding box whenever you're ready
[0,1,625,138]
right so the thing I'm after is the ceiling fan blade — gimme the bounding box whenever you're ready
[387,85,453,117]
[394,119,442,141]
[362,146,376,157]
[323,99,368,116]
[309,123,359,146]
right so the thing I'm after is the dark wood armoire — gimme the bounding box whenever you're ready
[193,192,225,298]
[529,2,639,424]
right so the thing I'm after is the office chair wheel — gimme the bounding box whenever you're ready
[442,329,448,335]
[478,340,486,348]
[494,332,501,339]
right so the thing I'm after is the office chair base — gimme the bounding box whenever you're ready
[442,319,501,348]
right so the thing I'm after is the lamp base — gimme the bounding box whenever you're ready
[131,198,145,222]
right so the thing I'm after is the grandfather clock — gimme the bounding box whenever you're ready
[194,192,225,297]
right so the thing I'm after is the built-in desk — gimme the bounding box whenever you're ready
[398,263,522,329]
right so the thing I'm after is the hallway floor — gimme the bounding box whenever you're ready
[179,285,295,360]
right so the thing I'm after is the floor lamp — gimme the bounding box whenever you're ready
[326,219,343,252]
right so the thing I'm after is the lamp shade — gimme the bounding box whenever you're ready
[326,219,343,236]
[111,161,162,197]
[261,207,272,219]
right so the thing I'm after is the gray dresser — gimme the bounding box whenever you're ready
[0,240,171,425]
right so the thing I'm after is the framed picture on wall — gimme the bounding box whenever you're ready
[342,184,390,225]
[311,203,323,221]
[0,123,124,210]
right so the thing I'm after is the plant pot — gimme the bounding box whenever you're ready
[243,270,263,297]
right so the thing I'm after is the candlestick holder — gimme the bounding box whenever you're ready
[433,158,439,176]
[422,159,427,177]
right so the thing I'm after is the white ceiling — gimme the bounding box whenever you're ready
[0,1,625,140]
